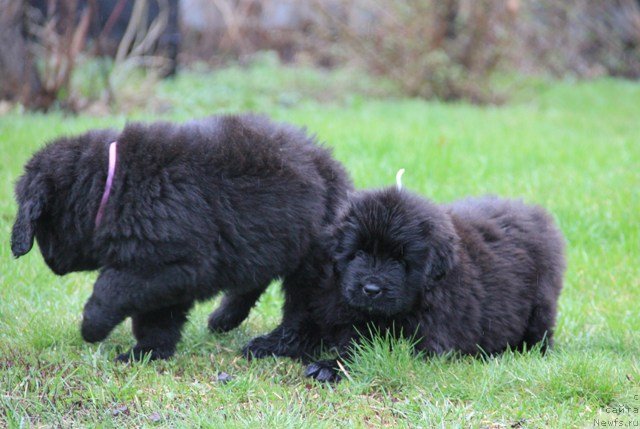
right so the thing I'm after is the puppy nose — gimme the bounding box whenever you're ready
[362,283,381,297]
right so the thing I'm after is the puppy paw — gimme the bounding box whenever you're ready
[305,360,342,383]
[81,298,125,343]
[207,311,244,333]
[81,313,117,343]
[242,335,279,359]
[115,345,174,363]
[243,325,313,359]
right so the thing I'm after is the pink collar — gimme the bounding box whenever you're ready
[95,141,118,227]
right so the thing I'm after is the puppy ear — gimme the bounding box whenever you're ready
[329,221,350,277]
[429,238,456,280]
[330,230,344,275]
[424,221,458,281]
[11,174,47,257]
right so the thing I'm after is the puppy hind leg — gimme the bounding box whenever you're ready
[519,266,563,354]
[242,256,321,359]
[208,288,265,333]
[519,301,556,354]
[241,300,319,359]
[116,301,194,362]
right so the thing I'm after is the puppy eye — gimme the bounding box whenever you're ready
[349,250,365,261]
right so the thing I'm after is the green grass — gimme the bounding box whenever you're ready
[1,64,639,428]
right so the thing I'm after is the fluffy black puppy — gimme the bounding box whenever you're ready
[305,188,565,382]
[11,114,352,361]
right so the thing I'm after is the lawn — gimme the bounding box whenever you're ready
[1,64,639,428]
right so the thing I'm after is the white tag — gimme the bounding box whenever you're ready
[396,168,405,190]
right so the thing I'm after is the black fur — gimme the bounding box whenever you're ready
[11,114,353,361]
[304,188,566,381]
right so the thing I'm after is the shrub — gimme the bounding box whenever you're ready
[0,0,175,112]
[516,0,640,79]
[311,0,517,103]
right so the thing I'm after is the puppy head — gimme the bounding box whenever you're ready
[11,131,114,274]
[331,188,458,317]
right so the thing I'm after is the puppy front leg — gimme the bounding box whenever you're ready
[116,301,194,362]
[305,344,356,383]
[208,288,265,333]
[304,359,342,382]
[305,329,359,383]
[81,265,197,344]
[81,270,130,343]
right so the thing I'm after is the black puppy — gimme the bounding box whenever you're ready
[305,187,565,382]
[11,114,352,361]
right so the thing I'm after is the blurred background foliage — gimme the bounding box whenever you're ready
[1,0,639,112]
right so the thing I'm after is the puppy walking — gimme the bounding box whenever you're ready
[305,177,565,382]
[11,114,352,361]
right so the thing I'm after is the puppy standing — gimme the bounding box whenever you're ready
[11,114,353,361]
[305,175,565,382]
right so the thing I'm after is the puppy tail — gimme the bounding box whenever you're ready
[396,168,405,191]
